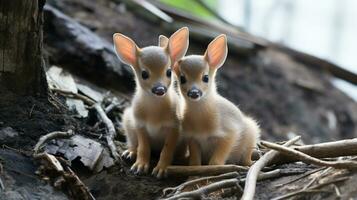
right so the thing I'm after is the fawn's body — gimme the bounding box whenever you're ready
[174,35,260,166]
[113,28,189,178]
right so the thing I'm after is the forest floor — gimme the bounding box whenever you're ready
[1,85,357,200]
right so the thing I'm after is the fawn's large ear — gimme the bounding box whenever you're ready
[113,33,139,66]
[204,34,227,69]
[168,27,189,63]
[158,35,169,48]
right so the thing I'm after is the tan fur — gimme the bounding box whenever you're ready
[113,27,189,178]
[175,35,260,166]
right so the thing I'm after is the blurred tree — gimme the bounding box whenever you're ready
[0,0,48,96]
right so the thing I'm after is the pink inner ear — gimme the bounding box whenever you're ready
[206,36,227,68]
[169,36,185,61]
[113,34,137,65]
[169,28,188,62]
[120,42,137,64]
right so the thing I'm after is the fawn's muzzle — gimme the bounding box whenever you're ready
[151,85,167,96]
[187,88,202,100]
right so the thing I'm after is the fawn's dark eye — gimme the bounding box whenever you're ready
[141,70,149,80]
[166,69,172,78]
[180,75,187,84]
[202,75,209,83]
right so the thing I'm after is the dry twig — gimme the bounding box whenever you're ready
[35,152,96,200]
[163,172,239,197]
[166,165,248,177]
[271,138,357,165]
[93,103,121,161]
[274,167,326,187]
[165,178,241,200]
[33,130,74,155]
[241,136,301,200]
[261,141,357,170]
[51,88,96,105]
[272,177,349,200]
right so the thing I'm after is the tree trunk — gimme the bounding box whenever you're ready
[0,0,47,96]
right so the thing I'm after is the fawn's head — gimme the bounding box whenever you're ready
[113,27,189,97]
[174,34,227,101]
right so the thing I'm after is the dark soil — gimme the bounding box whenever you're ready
[0,86,85,151]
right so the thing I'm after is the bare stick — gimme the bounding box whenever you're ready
[241,136,301,200]
[163,172,239,197]
[33,130,74,155]
[240,168,300,183]
[93,103,121,162]
[51,88,96,106]
[261,141,357,170]
[165,178,240,200]
[275,167,326,187]
[166,165,248,177]
[270,138,357,165]
[272,177,349,200]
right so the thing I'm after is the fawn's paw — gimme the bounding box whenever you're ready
[152,163,169,179]
[130,160,149,175]
[122,149,136,160]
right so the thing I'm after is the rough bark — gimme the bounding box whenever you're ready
[0,0,47,96]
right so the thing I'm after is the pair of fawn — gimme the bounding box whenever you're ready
[113,27,260,178]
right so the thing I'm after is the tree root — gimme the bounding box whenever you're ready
[33,130,74,155]
[166,165,248,177]
[241,136,301,200]
[93,103,121,162]
[272,177,349,200]
[164,177,241,200]
[51,88,96,105]
[34,152,96,200]
[270,138,357,165]
[163,172,240,197]
[261,140,357,170]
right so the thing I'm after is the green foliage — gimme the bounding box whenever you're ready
[159,0,218,19]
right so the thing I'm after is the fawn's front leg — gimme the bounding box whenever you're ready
[208,133,236,165]
[188,138,202,166]
[152,127,179,178]
[131,127,151,174]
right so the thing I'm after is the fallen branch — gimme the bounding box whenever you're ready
[274,167,326,187]
[241,136,301,200]
[240,168,302,183]
[93,103,121,162]
[51,88,96,106]
[270,138,357,165]
[34,152,96,200]
[272,177,349,200]
[166,165,248,177]
[261,141,357,170]
[33,130,74,155]
[64,166,96,200]
[165,178,241,200]
[163,172,239,197]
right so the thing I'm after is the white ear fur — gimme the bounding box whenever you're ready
[204,34,228,69]
[159,35,169,48]
[113,33,139,66]
[168,27,189,63]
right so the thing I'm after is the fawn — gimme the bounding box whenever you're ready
[113,27,189,178]
[173,34,260,166]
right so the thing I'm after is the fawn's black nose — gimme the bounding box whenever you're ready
[187,88,202,100]
[151,85,167,96]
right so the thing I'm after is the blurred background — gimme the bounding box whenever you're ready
[161,0,357,101]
